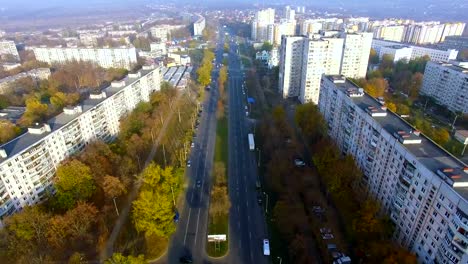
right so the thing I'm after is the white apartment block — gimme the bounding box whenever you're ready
[267,21,296,46]
[0,65,161,224]
[319,75,468,264]
[32,46,137,70]
[251,8,275,42]
[340,32,373,79]
[279,32,371,104]
[150,27,170,42]
[284,6,295,21]
[300,37,344,103]
[372,39,458,63]
[278,36,306,99]
[378,45,413,63]
[300,20,323,35]
[0,40,20,61]
[421,61,468,114]
[371,22,465,45]
[193,15,206,36]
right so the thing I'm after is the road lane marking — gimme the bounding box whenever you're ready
[194,208,201,246]
[249,231,252,239]
[183,208,192,245]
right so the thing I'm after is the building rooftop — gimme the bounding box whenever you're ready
[325,75,468,199]
[0,66,157,162]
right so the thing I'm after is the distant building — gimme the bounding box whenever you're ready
[378,45,413,63]
[0,40,20,61]
[79,32,105,46]
[439,36,468,51]
[279,32,372,104]
[32,46,137,69]
[150,42,167,56]
[1,63,21,71]
[193,15,206,36]
[255,47,279,69]
[167,53,191,66]
[150,27,170,43]
[0,66,161,224]
[0,68,51,94]
[0,106,25,124]
[251,8,275,42]
[372,39,458,63]
[420,61,468,113]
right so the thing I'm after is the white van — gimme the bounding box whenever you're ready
[263,239,270,256]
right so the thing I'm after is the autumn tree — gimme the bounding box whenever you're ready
[369,48,379,64]
[105,253,146,264]
[0,120,21,144]
[295,103,327,143]
[209,186,231,221]
[132,163,182,237]
[53,160,96,210]
[102,175,127,199]
[18,97,49,126]
[1,206,51,262]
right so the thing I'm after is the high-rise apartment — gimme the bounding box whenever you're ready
[0,65,161,224]
[32,46,137,69]
[279,32,372,104]
[319,75,468,264]
[420,61,468,114]
[284,6,295,21]
[193,15,206,36]
[340,32,373,79]
[0,40,20,61]
[251,8,275,42]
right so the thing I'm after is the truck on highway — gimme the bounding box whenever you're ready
[248,133,255,151]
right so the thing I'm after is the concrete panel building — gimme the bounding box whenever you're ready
[319,75,468,264]
[0,65,161,224]
[420,61,468,113]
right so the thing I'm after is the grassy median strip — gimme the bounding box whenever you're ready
[206,64,230,257]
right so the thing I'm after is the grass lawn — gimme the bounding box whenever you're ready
[206,116,229,257]
[206,214,229,257]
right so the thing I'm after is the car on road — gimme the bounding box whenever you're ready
[191,142,195,148]
[263,239,270,256]
[257,195,262,204]
[196,180,201,188]
[187,160,191,168]
[179,256,193,263]
[294,158,306,167]
[322,233,334,240]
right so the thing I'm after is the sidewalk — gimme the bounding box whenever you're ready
[100,92,183,262]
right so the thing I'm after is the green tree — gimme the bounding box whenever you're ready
[54,160,96,210]
[261,41,273,51]
[105,253,146,264]
[369,48,379,64]
[295,103,327,142]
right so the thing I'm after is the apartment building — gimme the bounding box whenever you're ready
[440,36,468,52]
[251,8,275,42]
[420,61,468,113]
[0,40,20,61]
[266,20,296,46]
[278,36,306,99]
[340,32,373,79]
[279,32,371,104]
[32,46,137,69]
[193,15,206,36]
[150,27,170,42]
[372,39,458,63]
[319,75,468,264]
[371,22,465,45]
[0,65,161,224]
[0,68,51,94]
[378,45,413,63]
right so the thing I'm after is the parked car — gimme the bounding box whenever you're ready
[179,256,193,263]
[257,195,263,204]
[322,233,334,240]
[191,142,195,148]
[196,180,201,188]
[187,160,191,168]
[294,159,306,167]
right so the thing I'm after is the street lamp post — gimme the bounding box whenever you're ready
[277,257,282,264]
[256,148,261,167]
[263,192,269,214]
[113,197,119,216]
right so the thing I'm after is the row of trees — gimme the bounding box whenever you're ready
[196,49,215,87]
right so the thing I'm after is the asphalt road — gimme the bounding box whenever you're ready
[161,36,224,264]
[225,39,270,264]
[159,29,269,264]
